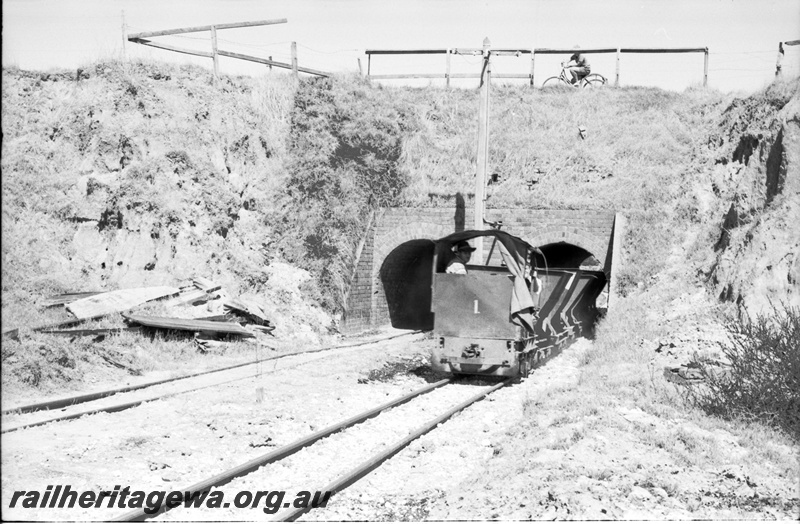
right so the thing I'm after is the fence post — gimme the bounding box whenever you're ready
[291,41,298,77]
[530,50,535,86]
[446,48,451,88]
[211,26,219,80]
[615,47,620,87]
[357,57,362,76]
[776,42,784,77]
[703,47,709,87]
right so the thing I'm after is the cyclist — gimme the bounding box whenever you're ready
[562,46,591,85]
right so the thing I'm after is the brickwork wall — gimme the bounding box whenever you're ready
[341,212,378,333]
[485,209,615,264]
[341,207,616,333]
[371,209,455,328]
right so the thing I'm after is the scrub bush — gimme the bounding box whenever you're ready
[688,305,800,441]
[278,76,412,312]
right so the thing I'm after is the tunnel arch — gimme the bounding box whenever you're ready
[371,221,452,330]
[535,242,597,269]
[526,231,608,273]
[378,239,436,330]
[530,239,609,311]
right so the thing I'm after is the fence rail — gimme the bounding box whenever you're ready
[123,21,797,87]
[365,45,710,87]
[126,19,329,79]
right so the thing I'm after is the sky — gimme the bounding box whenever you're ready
[2,0,799,93]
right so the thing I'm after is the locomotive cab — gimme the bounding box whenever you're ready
[430,230,606,378]
[431,231,537,377]
[432,265,521,376]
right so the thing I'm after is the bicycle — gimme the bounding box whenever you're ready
[542,67,607,88]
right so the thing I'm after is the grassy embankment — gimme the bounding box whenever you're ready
[2,61,300,399]
[2,59,798,461]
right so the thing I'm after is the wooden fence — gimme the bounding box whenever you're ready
[125,21,796,85]
[126,19,329,78]
[365,45,710,87]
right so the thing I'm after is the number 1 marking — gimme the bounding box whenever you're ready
[474,300,480,314]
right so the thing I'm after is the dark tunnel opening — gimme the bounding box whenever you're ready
[379,239,436,330]
[533,241,608,311]
[533,242,601,269]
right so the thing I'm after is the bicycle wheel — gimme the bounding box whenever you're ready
[542,76,571,88]
[582,74,607,87]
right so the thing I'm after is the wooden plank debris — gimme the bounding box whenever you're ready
[192,314,233,322]
[100,354,142,375]
[66,286,180,320]
[224,297,272,326]
[192,277,222,293]
[41,291,104,308]
[124,314,255,337]
[40,327,142,337]
[250,325,276,336]
[161,288,215,309]
[3,318,86,340]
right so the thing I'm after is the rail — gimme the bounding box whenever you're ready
[1,331,423,433]
[3,331,419,415]
[112,378,454,521]
[274,377,512,521]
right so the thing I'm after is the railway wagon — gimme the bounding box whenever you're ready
[430,230,606,377]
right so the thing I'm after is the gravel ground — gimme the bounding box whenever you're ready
[1,330,430,521]
[3,331,797,521]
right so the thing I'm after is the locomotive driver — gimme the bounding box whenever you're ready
[446,240,476,274]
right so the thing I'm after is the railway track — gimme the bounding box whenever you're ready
[111,376,511,521]
[1,331,422,434]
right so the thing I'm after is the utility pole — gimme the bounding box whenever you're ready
[474,37,492,263]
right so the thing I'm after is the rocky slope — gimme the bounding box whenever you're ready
[702,83,800,316]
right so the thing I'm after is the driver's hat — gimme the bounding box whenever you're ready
[453,240,476,253]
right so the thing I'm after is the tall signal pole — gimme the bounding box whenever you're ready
[474,37,491,263]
